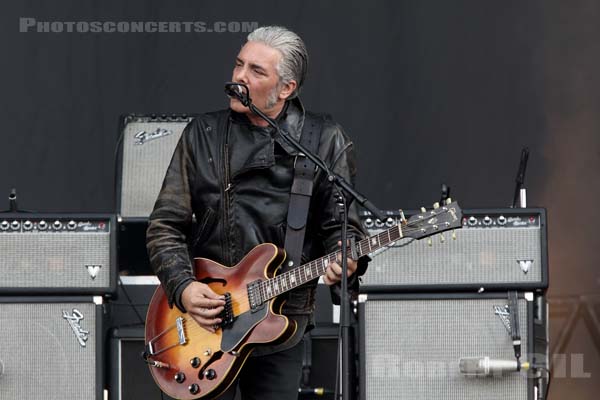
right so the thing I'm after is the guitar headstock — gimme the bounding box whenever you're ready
[403,199,462,241]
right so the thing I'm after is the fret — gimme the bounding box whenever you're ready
[370,236,378,250]
[259,282,265,302]
[266,284,272,298]
[290,272,296,285]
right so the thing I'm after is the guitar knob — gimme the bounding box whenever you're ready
[174,372,186,383]
[205,369,217,380]
[189,383,200,394]
[190,357,201,368]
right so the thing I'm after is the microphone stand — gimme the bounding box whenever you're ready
[227,84,385,400]
[511,148,529,208]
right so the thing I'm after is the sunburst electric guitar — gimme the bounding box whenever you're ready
[144,200,462,399]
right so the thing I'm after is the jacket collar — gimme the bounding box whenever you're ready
[229,97,306,156]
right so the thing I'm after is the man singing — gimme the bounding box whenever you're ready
[147,25,368,399]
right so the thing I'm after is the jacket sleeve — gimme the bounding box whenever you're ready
[146,121,198,310]
[312,121,370,304]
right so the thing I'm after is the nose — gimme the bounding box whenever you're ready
[233,65,248,84]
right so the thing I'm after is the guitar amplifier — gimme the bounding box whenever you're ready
[359,208,548,292]
[0,296,104,400]
[116,114,194,219]
[0,214,116,294]
[358,292,548,400]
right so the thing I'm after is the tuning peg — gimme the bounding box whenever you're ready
[399,209,407,224]
[433,202,440,209]
[452,231,457,240]
[439,233,445,243]
[421,207,427,213]
[445,198,452,205]
[427,238,432,247]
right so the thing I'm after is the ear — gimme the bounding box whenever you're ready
[278,80,298,100]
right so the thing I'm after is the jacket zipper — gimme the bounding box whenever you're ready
[222,132,232,266]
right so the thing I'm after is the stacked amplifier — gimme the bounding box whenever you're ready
[0,213,116,400]
[358,207,549,400]
[116,114,194,275]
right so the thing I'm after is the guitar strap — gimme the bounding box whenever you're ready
[284,113,323,268]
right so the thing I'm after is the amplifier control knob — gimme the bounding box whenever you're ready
[364,218,374,228]
[38,220,48,230]
[483,216,492,225]
[67,220,77,230]
[467,216,477,226]
[23,221,33,230]
[375,219,384,228]
[0,221,9,230]
[498,215,507,225]
[11,220,20,230]
[385,217,395,227]
[53,220,63,230]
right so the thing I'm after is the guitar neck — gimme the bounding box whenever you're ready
[258,224,403,301]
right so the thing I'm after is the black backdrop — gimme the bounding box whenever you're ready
[1,1,599,398]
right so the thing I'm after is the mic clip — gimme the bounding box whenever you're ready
[224,82,251,107]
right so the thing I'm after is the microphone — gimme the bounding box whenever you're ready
[224,82,250,106]
[459,357,530,377]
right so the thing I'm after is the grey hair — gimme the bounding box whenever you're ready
[247,26,308,99]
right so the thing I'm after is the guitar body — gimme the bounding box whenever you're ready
[145,243,297,399]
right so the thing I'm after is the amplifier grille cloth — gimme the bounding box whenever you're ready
[363,227,542,286]
[363,298,528,399]
[0,302,97,399]
[0,233,110,288]
[120,121,188,218]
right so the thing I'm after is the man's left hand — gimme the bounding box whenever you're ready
[323,241,357,285]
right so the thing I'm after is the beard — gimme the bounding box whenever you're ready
[265,81,284,109]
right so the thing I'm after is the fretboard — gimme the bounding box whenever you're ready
[257,224,404,301]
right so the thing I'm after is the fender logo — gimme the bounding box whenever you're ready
[62,309,89,347]
[134,127,173,145]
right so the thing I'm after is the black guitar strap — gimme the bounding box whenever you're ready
[284,114,323,269]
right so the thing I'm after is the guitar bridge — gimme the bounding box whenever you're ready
[218,292,234,328]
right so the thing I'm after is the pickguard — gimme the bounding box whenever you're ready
[220,305,269,352]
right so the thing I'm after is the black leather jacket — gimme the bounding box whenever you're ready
[146,98,367,318]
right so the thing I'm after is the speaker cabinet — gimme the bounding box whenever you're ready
[359,208,548,292]
[116,114,194,219]
[0,214,116,294]
[0,297,103,400]
[108,327,176,400]
[358,292,547,400]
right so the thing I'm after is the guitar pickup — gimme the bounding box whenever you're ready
[218,292,234,328]
[247,280,265,312]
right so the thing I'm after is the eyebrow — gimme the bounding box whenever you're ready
[236,57,268,73]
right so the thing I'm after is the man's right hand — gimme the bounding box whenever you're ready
[181,281,226,333]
